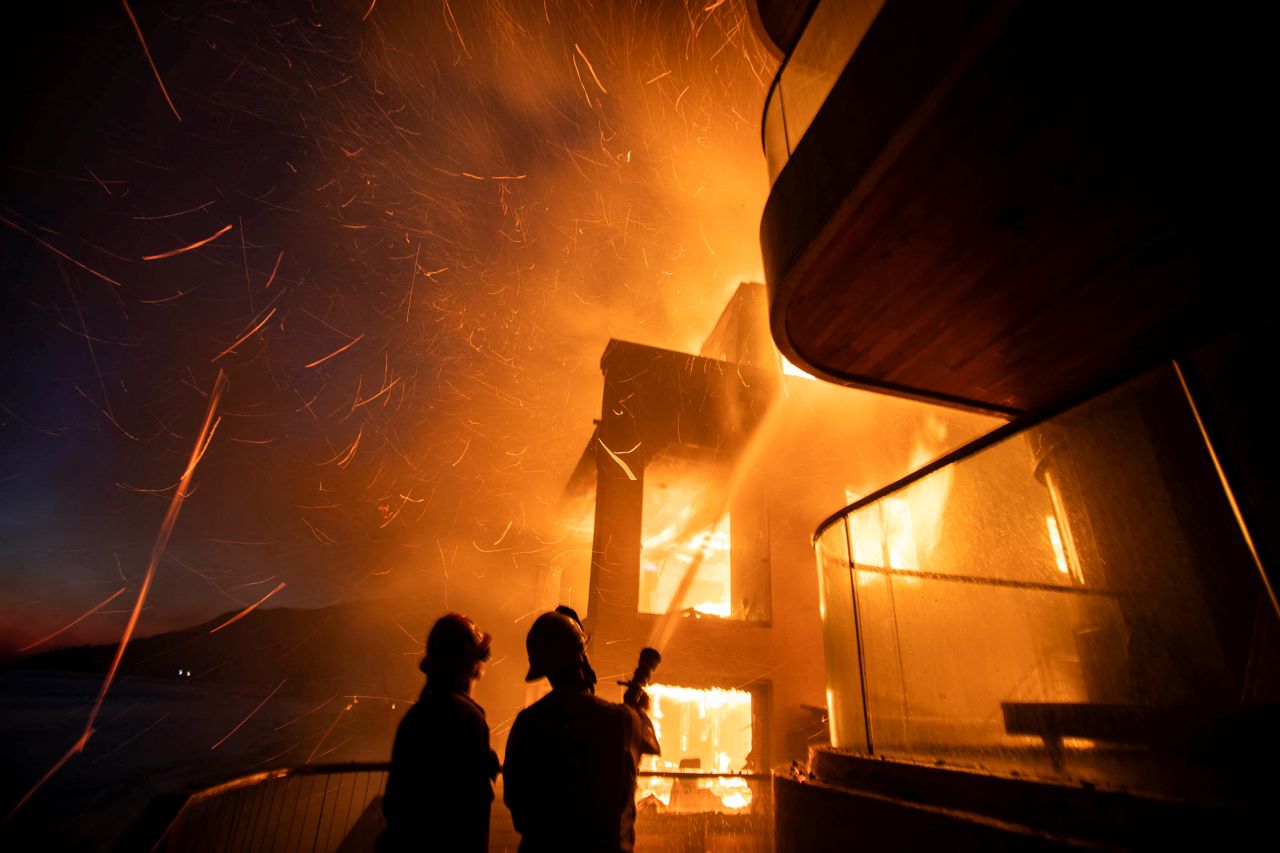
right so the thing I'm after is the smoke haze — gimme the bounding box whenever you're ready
[1,0,776,655]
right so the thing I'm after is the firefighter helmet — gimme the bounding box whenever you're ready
[421,612,492,675]
[524,609,587,682]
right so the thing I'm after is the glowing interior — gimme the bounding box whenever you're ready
[640,455,732,617]
[644,683,753,773]
[637,683,754,812]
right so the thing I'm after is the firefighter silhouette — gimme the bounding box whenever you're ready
[378,613,498,853]
[503,606,660,853]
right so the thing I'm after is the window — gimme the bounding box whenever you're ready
[640,453,733,617]
[639,451,770,622]
[637,683,756,812]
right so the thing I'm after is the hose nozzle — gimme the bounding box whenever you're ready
[621,647,661,710]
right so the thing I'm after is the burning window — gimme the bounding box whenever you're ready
[639,452,769,621]
[637,683,755,813]
[640,454,734,618]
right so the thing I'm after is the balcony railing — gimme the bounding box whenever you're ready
[761,0,886,181]
[812,361,1280,806]
[151,763,389,853]
[134,763,772,852]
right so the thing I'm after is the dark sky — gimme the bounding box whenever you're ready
[0,0,777,653]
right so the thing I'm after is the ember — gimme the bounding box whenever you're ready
[1,2,1010,850]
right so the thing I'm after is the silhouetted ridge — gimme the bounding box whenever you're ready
[10,599,425,698]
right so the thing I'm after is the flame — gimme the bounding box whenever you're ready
[643,682,753,793]
[640,455,734,617]
[635,773,754,813]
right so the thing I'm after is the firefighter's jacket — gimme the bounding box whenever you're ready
[503,688,660,853]
[378,684,499,853]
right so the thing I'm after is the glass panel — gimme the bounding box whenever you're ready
[1183,323,1280,646]
[778,0,886,154]
[832,365,1280,801]
[857,573,1125,772]
[815,519,866,751]
[640,453,743,619]
[849,432,1072,587]
[763,81,789,182]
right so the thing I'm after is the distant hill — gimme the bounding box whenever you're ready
[9,599,427,699]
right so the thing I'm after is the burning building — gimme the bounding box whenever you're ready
[751,0,1280,849]
[546,282,995,819]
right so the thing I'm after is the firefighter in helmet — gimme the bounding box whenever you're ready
[503,606,660,853]
[378,612,499,853]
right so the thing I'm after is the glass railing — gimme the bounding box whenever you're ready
[814,362,1280,803]
[761,0,887,182]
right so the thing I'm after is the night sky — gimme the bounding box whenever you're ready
[0,0,776,654]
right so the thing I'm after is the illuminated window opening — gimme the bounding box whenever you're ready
[638,683,755,813]
[640,455,734,618]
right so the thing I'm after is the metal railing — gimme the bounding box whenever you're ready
[153,763,389,853]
